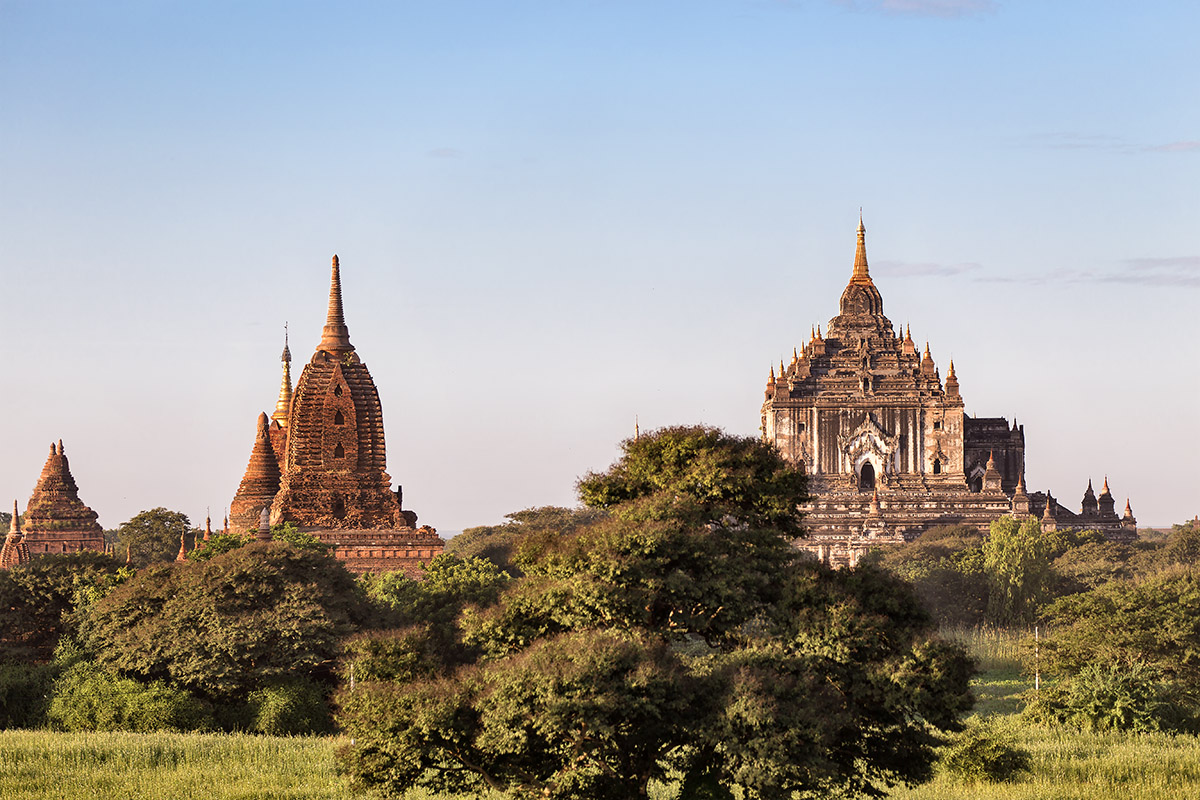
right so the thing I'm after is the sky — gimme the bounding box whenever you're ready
[1,0,1196,534]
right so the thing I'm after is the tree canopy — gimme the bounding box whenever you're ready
[116,507,192,566]
[337,426,972,799]
[74,541,370,699]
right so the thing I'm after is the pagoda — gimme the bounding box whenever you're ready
[230,256,442,573]
[21,441,104,556]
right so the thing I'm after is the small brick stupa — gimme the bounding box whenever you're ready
[230,255,442,574]
[230,413,283,531]
[22,441,104,556]
[0,501,31,569]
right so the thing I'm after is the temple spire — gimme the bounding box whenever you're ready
[318,255,355,354]
[851,213,871,285]
[272,323,294,426]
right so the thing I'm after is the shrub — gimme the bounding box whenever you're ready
[47,660,212,732]
[1023,661,1200,734]
[939,719,1031,782]
[247,678,333,735]
[0,661,59,729]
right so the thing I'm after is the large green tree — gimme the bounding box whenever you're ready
[982,515,1051,624]
[74,541,370,699]
[337,426,972,799]
[115,508,193,566]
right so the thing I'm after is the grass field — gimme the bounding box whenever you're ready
[0,730,351,800]
[5,627,1200,799]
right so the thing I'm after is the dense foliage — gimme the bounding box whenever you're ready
[0,551,127,661]
[75,542,370,700]
[337,426,973,799]
[116,507,193,566]
[448,506,606,575]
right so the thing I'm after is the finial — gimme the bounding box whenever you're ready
[1015,470,1026,493]
[947,359,956,378]
[851,212,870,283]
[49,442,56,456]
[793,347,798,362]
[281,322,292,364]
[634,415,640,440]
[1125,499,1133,517]
[924,342,931,357]
[318,254,355,354]
[176,524,187,562]
[769,365,776,381]
[58,439,64,455]
[1102,476,1110,494]
[10,501,19,535]
[816,324,822,339]
[810,325,815,341]
[780,359,786,377]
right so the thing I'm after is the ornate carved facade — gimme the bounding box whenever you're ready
[21,441,104,556]
[231,256,443,574]
[762,219,1136,565]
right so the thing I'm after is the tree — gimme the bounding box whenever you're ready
[0,551,126,661]
[115,508,192,566]
[982,515,1051,624]
[577,425,810,536]
[337,426,972,799]
[448,506,605,575]
[75,541,370,699]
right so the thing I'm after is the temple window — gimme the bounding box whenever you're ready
[334,384,344,397]
[334,444,345,459]
[933,459,941,474]
[334,410,345,426]
[933,421,942,430]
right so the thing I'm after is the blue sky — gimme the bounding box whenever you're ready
[1,0,1196,532]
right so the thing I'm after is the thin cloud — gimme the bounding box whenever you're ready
[976,259,1200,288]
[876,260,982,277]
[835,0,996,18]
[1101,256,1200,287]
[427,148,463,159]
[1146,140,1200,153]
[1025,132,1132,152]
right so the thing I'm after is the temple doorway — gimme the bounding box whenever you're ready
[859,462,875,491]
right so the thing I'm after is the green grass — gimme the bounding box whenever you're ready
[0,729,351,800]
[889,722,1200,800]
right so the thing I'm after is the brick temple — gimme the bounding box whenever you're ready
[761,217,1136,565]
[230,256,443,574]
[20,441,105,556]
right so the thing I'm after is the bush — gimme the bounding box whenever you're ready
[47,660,213,732]
[939,719,1031,782]
[1023,661,1200,734]
[0,661,59,729]
[247,678,333,735]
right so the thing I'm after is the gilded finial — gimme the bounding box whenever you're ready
[851,212,871,284]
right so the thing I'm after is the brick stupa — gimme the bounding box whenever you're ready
[230,413,283,531]
[22,441,104,556]
[0,501,31,569]
[230,255,442,573]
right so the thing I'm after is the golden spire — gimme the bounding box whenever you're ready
[947,360,956,379]
[318,255,355,354]
[272,323,293,426]
[850,212,872,285]
[780,359,786,378]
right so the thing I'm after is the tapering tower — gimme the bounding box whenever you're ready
[22,441,104,555]
[0,501,31,569]
[230,412,283,531]
[269,256,411,529]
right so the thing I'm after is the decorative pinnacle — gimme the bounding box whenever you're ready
[947,359,956,379]
[9,501,19,536]
[851,213,872,285]
[1015,471,1027,493]
[257,505,272,542]
[318,255,355,354]
[273,326,294,426]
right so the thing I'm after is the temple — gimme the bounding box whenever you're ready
[230,256,443,574]
[761,217,1136,565]
[20,441,104,556]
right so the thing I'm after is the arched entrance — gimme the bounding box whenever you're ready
[858,461,875,491]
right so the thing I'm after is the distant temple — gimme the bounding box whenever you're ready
[20,441,104,556]
[761,217,1136,565]
[0,502,31,569]
[230,256,443,574]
